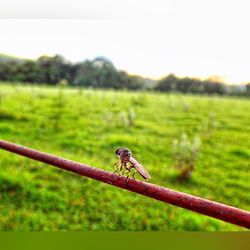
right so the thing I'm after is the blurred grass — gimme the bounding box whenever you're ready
[0,82,249,231]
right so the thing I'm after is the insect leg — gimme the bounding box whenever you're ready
[118,162,124,175]
[121,162,126,175]
[131,169,137,179]
[122,162,131,176]
[125,162,131,171]
[113,161,120,174]
[125,164,132,184]
[125,169,134,186]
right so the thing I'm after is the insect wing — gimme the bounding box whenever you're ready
[129,157,151,180]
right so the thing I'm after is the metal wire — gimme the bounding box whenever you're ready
[0,139,249,229]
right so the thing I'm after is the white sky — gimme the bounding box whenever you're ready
[1,0,250,83]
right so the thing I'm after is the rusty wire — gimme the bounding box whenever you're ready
[0,139,249,229]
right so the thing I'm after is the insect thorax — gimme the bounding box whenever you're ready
[119,148,132,163]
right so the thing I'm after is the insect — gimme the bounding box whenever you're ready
[113,147,151,180]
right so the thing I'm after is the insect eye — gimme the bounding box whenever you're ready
[123,148,131,156]
[115,148,122,156]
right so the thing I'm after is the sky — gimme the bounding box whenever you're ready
[1,0,250,84]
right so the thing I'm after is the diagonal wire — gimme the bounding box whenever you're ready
[0,139,249,229]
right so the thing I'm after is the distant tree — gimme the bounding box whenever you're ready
[203,80,225,95]
[73,57,145,89]
[155,74,178,92]
[156,74,227,95]
[0,61,12,81]
[118,71,145,90]
[246,83,250,96]
[36,55,68,84]
[0,53,247,95]
[91,57,119,88]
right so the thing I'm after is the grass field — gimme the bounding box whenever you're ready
[0,83,249,231]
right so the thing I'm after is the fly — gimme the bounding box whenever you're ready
[113,148,151,180]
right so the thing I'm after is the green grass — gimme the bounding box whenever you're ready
[0,83,249,231]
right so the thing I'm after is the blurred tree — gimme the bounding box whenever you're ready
[246,83,250,96]
[155,74,178,92]
[36,55,68,84]
[156,74,229,95]
[0,53,248,96]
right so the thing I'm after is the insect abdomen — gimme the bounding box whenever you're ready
[130,157,151,180]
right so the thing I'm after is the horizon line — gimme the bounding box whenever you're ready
[1,51,248,85]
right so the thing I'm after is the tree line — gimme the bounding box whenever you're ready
[0,54,249,96]
[155,74,250,96]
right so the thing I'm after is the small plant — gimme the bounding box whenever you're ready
[167,96,175,110]
[58,79,69,87]
[78,87,83,95]
[117,109,137,128]
[118,111,129,127]
[103,108,137,129]
[50,88,65,131]
[130,95,147,106]
[104,109,114,126]
[127,108,136,127]
[199,112,217,136]
[179,97,190,112]
[207,112,217,132]
[172,133,201,181]
[85,87,93,98]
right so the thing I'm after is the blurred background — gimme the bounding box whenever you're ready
[0,0,249,231]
